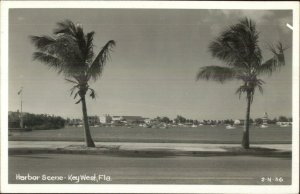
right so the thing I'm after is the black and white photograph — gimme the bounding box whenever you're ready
[1,1,299,193]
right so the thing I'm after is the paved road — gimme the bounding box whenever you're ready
[9,153,291,185]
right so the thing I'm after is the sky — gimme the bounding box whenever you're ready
[8,8,293,120]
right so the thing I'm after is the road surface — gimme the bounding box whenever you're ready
[9,153,291,185]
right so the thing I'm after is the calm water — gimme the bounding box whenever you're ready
[10,125,292,144]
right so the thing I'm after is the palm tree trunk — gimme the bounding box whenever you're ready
[242,92,251,149]
[81,95,95,147]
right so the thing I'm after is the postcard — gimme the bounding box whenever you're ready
[1,1,299,193]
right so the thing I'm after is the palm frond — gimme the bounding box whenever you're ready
[54,35,83,61]
[235,84,248,99]
[196,66,237,83]
[70,85,79,96]
[257,84,264,94]
[46,35,86,77]
[75,98,82,104]
[53,20,77,36]
[65,78,79,84]
[74,24,87,59]
[235,77,264,102]
[31,34,83,72]
[85,32,95,61]
[32,52,63,73]
[74,91,79,99]
[209,17,262,69]
[235,84,256,103]
[30,35,56,53]
[87,40,116,81]
[209,38,243,67]
[54,20,89,62]
[55,20,94,61]
[258,42,286,75]
[88,88,96,99]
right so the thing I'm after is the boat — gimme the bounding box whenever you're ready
[225,125,236,129]
[280,124,290,127]
[260,124,268,128]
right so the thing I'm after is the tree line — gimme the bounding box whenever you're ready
[9,111,66,130]
[154,115,292,125]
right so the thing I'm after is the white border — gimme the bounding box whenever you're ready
[1,1,299,193]
[291,2,299,192]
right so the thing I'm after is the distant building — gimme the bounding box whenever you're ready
[144,118,151,124]
[88,116,100,126]
[121,116,145,124]
[234,119,245,125]
[262,112,269,125]
[69,118,82,126]
[112,116,123,122]
[111,116,145,124]
[99,114,112,124]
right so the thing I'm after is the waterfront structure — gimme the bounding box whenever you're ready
[144,118,151,124]
[99,114,112,124]
[111,116,145,124]
[262,112,269,125]
[69,119,83,126]
[276,121,292,126]
[111,116,123,122]
[122,116,144,124]
[234,119,245,125]
[88,116,100,126]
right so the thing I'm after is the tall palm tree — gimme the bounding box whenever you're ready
[196,18,286,149]
[30,20,116,147]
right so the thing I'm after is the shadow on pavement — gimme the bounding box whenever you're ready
[12,155,53,159]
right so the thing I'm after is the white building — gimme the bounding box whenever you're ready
[144,118,151,124]
[262,112,269,125]
[99,114,112,124]
[234,119,244,125]
[111,116,145,124]
[276,121,292,126]
[112,116,123,122]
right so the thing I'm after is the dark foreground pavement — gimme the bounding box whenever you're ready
[9,153,291,185]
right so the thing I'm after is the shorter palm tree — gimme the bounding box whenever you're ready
[196,18,286,149]
[31,20,116,147]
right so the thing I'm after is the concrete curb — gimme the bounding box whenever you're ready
[9,147,292,157]
[8,137,292,144]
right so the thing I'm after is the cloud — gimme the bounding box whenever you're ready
[203,10,275,36]
[208,9,275,24]
[234,10,274,24]
[201,10,229,36]
[202,10,292,36]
